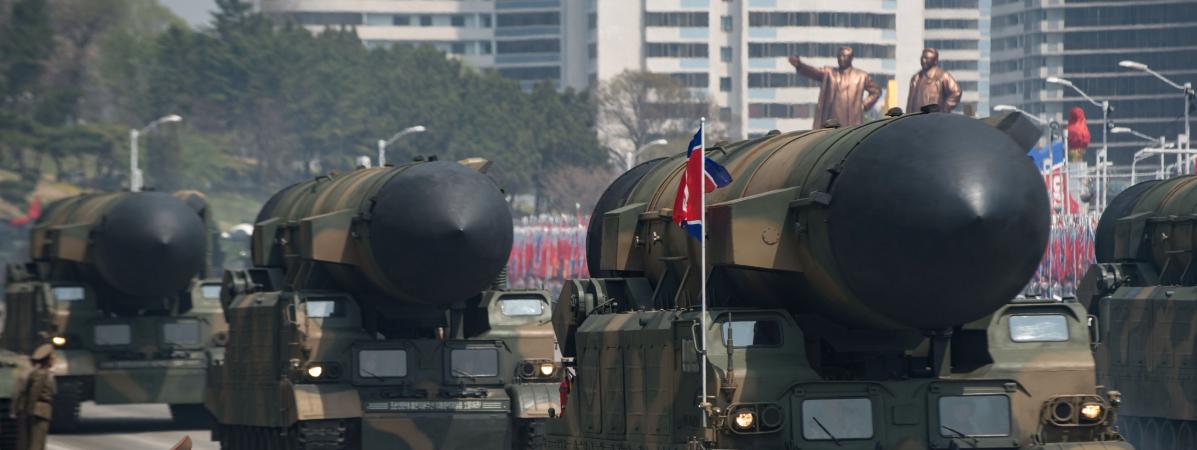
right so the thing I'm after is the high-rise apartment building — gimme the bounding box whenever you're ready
[259,0,575,90]
[990,0,1197,163]
[261,0,985,140]
[923,0,988,116]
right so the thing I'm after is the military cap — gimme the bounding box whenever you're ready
[31,344,53,361]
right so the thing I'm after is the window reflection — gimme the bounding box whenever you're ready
[939,395,1011,437]
[802,398,874,440]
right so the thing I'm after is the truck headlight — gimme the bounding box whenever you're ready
[733,410,755,430]
[51,336,67,347]
[306,364,324,378]
[1080,403,1103,421]
[539,362,555,376]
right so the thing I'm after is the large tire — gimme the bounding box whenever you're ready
[169,404,211,428]
[49,378,83,432]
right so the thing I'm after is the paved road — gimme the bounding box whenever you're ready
[47,403,216,450]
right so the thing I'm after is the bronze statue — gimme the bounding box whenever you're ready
[788,47,882,127]
[13,344,55,450]
[906,48,962,113]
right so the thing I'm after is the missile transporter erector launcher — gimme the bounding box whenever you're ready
[1,191,229,431]
[546,112,1130,450]
[1078,176,1197,449]
[208,159,561,450]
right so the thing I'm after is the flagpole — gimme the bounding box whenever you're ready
[699,116,709,428]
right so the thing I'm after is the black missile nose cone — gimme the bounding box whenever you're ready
[94,192,207,298]
[827,113,1050,330]
[368,161,513,305]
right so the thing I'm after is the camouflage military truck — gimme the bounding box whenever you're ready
[207,159,561,450]
[1,190,229,430]
[545,112,1131,449]
[1077,176,1197,449]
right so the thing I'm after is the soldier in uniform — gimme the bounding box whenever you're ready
[13,344,55,450]
[906,48,962,114]
[788,46,882,127]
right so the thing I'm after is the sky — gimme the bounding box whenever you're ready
[159,0,219,28]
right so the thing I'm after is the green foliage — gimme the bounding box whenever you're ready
[141,2,606,197]
[0,0,52,98]
[0,0,607,221]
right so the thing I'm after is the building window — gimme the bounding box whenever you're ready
[925,0,979,8]
[748,72,893,88]
[720,77,732,92]
[451,42,466,54]
[588,43,597,59]
[748,12,895,29]
[940,60,978,71]
[924,18,978,29]
[451,15,466,27]
[924,39,979,50]
[481,14,492,28]
[748,103,815,119]
[588,12,597,29]
[393,15,411,26]
[497,12,560,27]
[748,42,894,59]
[644,11,710,27]
[480,41,493,54]
[497,39,561,54]
[645,42,709,58]
[721,15,733,32]
[286,12,362,26]
[669,72,710,88]
[497,66,561,81]
[720,46,732,62]
[958,81,978,91]
[719,107,732,121]
[420,15,432,27]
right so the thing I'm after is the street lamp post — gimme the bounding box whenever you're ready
[378,125,427,166]
[1120,60,1193,151]
[129,114,183,192]
[628,139,668,171]
[1046,76,1112,210]
[1113,126,1174,182]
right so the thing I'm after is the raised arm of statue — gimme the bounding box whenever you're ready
[789,55,826,81]
[862,75,882,112]
[942,75,962,113]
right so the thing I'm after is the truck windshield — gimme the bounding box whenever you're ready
[305,299,344,318]
[52,286,85,301]
[450,348,499,378]
[163,321,201,345]
[721,319,782,347]
[94,324,132,346]
[938,395,1011,437]
[358,349,407,378]
[200,284,221,300]
[802,398,874,440]
[499,298,544,316]
[1009,315,1069,342]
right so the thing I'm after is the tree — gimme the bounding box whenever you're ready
[0,0,53,103]
[539,165,615,214]
[594,70,716,168]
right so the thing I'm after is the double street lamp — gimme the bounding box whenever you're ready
[378,125,426,167]
[1114,125,1177,184]
[1119,60,1194,151]
[129,114,183,192]
[1046,76,1112,209]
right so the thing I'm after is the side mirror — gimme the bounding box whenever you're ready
[1087,314,1101,348]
